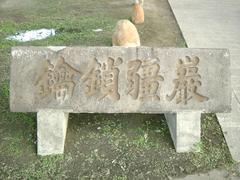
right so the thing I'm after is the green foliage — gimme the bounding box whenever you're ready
[113,175,127,180]
[0,82,9,97]
[5,136,23,156]
[0,16,115,47]
[0,155,69,179]
[190,114,234,170]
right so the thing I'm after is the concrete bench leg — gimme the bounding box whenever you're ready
[164,112,201,152]
[37,109,69,155]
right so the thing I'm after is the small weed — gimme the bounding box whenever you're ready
[131,128,158,149]
[192,141,204,153]
[17,155,68,179]
[132,134,149,149]
[113,175,127,180]
[190,114,233,170]
[0,82,9,97]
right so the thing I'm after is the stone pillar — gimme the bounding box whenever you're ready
[37,109,69,155]
[164,112,201,152]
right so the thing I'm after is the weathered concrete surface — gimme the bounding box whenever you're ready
[165,112,201,152]
[37,109,69,155]
[168,0,240,161]
[168,0,240,90]
[174,169,239,180]
[10,46,230,113]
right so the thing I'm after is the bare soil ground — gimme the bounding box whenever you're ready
[0,0,238,179]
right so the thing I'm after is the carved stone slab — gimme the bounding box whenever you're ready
[10,46,231,113]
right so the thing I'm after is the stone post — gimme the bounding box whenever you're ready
[164,112,201,152]
[37,109,69,155]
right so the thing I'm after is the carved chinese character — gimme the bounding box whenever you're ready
[36,56,81,104]
[126,60,141,100]
[81,57,122,101]
[127,58,164,101]
[166,56,209,105]
[81,58,101,97]
[140,59,164,101]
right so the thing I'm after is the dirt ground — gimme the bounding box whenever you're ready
[0,0,239,179]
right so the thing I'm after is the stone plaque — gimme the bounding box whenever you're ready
[10,46,231,113]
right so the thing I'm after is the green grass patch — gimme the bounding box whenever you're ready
[0,16,115,51]
[190,114,234,170]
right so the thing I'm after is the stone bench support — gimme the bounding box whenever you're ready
[37,110,202,155]
[37,109,69,156]
[165,112,201,152]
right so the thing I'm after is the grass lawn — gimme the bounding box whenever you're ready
[0,0,238,179]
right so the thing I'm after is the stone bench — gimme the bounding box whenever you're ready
[10,46,231,155]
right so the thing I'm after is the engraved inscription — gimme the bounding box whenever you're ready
[166,56,209,104]
[126,59,141,99]
[127,58,164,101]
[81,57,123,101]
[81,58,101,97]
[36,56,81,104]
[35,54,210,105]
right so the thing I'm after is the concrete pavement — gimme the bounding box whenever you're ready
[168,0,240,161]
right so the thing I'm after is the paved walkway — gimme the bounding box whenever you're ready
[168,0,240,161]
[175,169,239,180]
